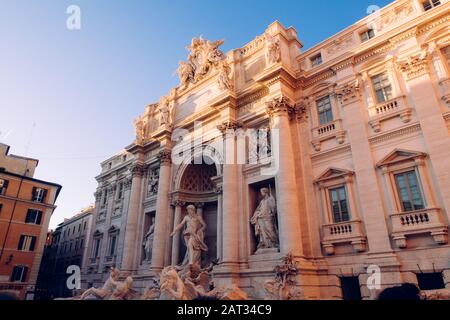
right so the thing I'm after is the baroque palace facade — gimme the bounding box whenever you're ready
[83,0,450,299]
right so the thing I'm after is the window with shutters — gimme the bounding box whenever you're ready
[18,235,37,251]
[32,187,47,203]
[0,179,9,196]
[25,209,43,225]
[11,265,28,282]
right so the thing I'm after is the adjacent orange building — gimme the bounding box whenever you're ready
[0,143,61,299]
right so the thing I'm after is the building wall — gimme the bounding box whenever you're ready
[0,145,61,300]
[84,0,450,299]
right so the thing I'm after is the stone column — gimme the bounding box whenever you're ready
[151,149,172,272]
[336,81,394,255]
[398,54,450,220]
[121,163,144,272]
[216,186,223,261]
[266,97,303,256]
[171,201,184,266]
[219,121,240,269]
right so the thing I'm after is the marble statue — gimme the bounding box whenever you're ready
[109,276,135,300]
[159,267,189,300]
[264,253,303,300]
[421,289,450,300]
[80,267,119,300]
[148,169,159,196]
[170,204,208,267]
[250,187,279,250]
[178,37,227,88]
[141,279,161,300]
[143,216,155,261]
[217,61,233,91]
[159,96,173,127]
[265,33,281,65]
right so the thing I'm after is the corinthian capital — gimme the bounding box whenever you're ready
[130,163,145,177]
[265,96,295,118]
[217,120,241,134]
[397,51,430,81]
[336,79,361,105]
[158,149,172,166]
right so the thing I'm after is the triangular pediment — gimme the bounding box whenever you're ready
[377,149,426,168]
[93,230,103,236]
[315,167,354,183]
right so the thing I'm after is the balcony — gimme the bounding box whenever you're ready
[89,257,100,265]
[321,220,367,255]
[368,96,412,132]
[390,208,448,248]
[311,119,346,152]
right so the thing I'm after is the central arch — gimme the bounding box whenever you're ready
[171,153,222,267]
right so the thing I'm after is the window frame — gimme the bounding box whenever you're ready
[393,169,426,213]
[422,0,441,11]
[25,209,43,225]
[18,235,37,252]
[0,179,9,196]
[10,265,29,282]
[316,95,334,125]
[32,187,47,203]
[328,185,351,223]
[360,28,375,42]
[310,53,323,68]
[371,72,394,104]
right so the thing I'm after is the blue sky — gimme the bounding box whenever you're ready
[0,0,392,228]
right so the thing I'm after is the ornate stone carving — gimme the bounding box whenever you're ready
[158,149,172,166]
[327,34,354,56]
[336,79,361,105]
[217,120,240,133]
[109,276,135,300]
[217,61,234,91]
[397,51,430,81]
[158,96,174,127]
[177,37,227,89]
[265,96,295,118]
[134,104,158,145]
[250,187,279,251]
[170,204,208,267]
[143,216,155,261]
[130,164,144,177]
[79,267,120,300]
[147,168,159,196]
[264,33,281,65]
[264,253,303,300]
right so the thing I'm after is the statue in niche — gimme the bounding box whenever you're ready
[143,216,155,262]
[148,169,159,196]
[265,33,281,65]
[250,187,279,250]
[170,204,208,267]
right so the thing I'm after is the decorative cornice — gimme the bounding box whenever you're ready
[369,123,422,145]
[217,120,241,133]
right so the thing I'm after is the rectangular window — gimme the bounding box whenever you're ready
[18,235,37,252]
[395,170,425,212]
[117,183,124,200]
[102,190,108,205]
[78,224,81,233]
[371,72,393,103]
[360,29,375,42]
[32,187,47,203]
[317,96,334,125]
[0,179,9,196]
[84,221,87,230]
[416,273,445,290]
[422,0,441,11]
[310,53,323,67]
[93,238,101,258]
[25,209,43,225]
[329,186,350,223]
[10,266,28,282]
[109,234,117,256]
